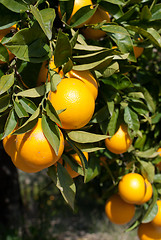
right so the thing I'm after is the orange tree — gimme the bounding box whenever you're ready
[0,0,161,236]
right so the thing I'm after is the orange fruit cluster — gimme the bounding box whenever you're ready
[105,173,153,226]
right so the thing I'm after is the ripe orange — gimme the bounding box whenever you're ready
[58,152,88,178]
[37,56,59,86]
[9,118,65,173]
[0,25,16,64]
[138,222,161,240]
[81,7,110,40]
[58,0,93,28]
[48,77,95,130]
[137,179,153,205]
[118,173,146,204]
[105,124,132,154]
[60,69,98,100]
[105,194,135,225]
[151,200,161,227]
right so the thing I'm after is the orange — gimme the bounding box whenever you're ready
[105,194,135,225]
[133,46,144,59]
[60,69,98,100]
[81,7,110,40]
[58,0,93,28]
[13,118,64,172]
[0,25,16,64]
[137,179,153,205]
[37,55,59,86]
[3,132,17,158]
[58,152,88,178]
[3,131,42,173]
[48,77,95,129]
[105,124,132,154]
[118,173,146,204]
[151,200,161,227]
[133,38,144,59]
[138,222,161,240]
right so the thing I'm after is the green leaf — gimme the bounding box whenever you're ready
[101,0,125,6]
[108,108,119,136]
[135,148,159,159]
[17,60,42,88]
[3,109,17,139]
[62,59,73,75]
[62,154,84,176]
[126,25,161,48]
[58,0,74,22]
[140,5,152,21]
[72,55,113,71]
[140,160,155,182]
[91,106,109,124]
[0,72,14,95]
[101,74,133,90]
[0,3,20,29]
[30,6,55,40]
[0,94,10,113]
[41,114,60,155]
[50,71,61,92]
[0,0,28,13]
[85,156,101,183]
[46,99,62,127]
[101,24,135,62]
[13,107,40,134]
[47,164,76,210]
[153,174,161,183]
[70,5,97,28]
[5,23,50,63]
[100,1,123,19]
[54,30,72,67]
[14,100,29,118]
[15,84,47,97]
[102,62,119,78]
[124,106,140,132]
[142,186,158,223]
[72,142,105,153]
[19,97,37,114]
[139,87,156,113]
[0,43,9,63]
[67,131,108,143]
[151,3,161,21]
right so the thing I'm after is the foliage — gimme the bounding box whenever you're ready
[0,0,161,235]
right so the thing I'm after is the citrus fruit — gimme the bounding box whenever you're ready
[48,77,95,129]
[137,179,153,205]
[133,46,144,59]
[60,69,98,100]
[13,118,64,172]
[105,194,135,225]
[0,25,16,64]
[59,152,88,178]
[37,56,59,86]
[58,0,93,28]
[118,173,146,204]
[105,124,132,154]
[81,7,110,40]
[151,200,161,227]
[138,222,161,240]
